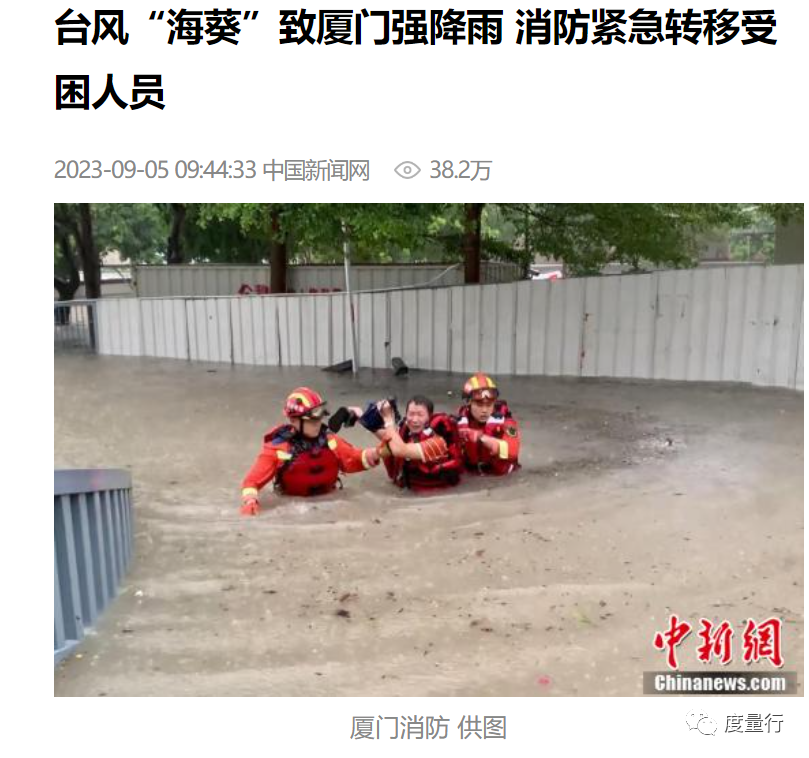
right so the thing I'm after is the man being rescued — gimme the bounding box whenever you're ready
[456,373,520,475]
[239,387,380,516]
[359,395,464,490]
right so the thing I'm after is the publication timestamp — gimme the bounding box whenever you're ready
[54,159,257,179]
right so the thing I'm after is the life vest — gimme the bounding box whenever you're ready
[388,413,463,489]
[456,400,519,475]
[264,424,341,497]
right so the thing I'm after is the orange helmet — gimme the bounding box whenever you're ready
[462,373,499,402]
[284,387,329,419]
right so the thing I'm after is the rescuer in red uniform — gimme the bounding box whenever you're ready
[456,373,520,476]
[239,387,380,516]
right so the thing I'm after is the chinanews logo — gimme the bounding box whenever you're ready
[643,615,797,695]
[653,615,784,669]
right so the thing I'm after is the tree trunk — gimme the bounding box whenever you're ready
[463,203,485,284]
[54,233,81,301]
[77,203,101,299]
[269,207,287,293]
[522,208,531,279]
[167,203,186,264]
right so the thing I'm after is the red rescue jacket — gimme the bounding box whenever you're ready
[384,413,464,489]
[268,425,341,496]
[456,400,521,476]
[242,424,374,498]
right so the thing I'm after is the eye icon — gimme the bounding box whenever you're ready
[395,161,421,179]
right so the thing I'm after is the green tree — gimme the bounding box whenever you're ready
[498,203,750,275]
[54,203,101,299]
[54,204,81,302]
[756,203,803,224]
[61,204,802,295]
[197,203,446,290]
[93,203,167,263]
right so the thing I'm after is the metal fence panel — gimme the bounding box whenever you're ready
[753,266,803,388]
[483,261,523,284]
[357,292,374,369]
[90,491,110,605]
[121,299,143,356]
[187,298,228,363]
[263,297,283,366]
[231,296,258,365]
[372,291,389,369]
[73,493,98,626]
[388,290,404,365]
[315,296,333,367]
[653,270,693,381]
[285,297,303,367]
[738,266,765,384]
[432,287,451,372]
[135,263,520,298]
[135,265,269,297]
[55,497,84,645]
[685,268,712,381]
[96,298,142,356]
[544,279,567,376]
[329,294,348,365]
[527,280,551,375]
[497,283,518,375]
[514,281,533,376]
[562,278,586,376]
[478,285,497,374]
[54,301,97,353]
[613,275,638,378]
[401,289,419,369]
[720,267,747,383]
[795,297,804,391]
[140,298,188,360]
[697,268,727,381]
[581,277,603,378]
[416,289,434,370]
[54,470,133,666]
[88,266,804,391]
[461,286,482,374]
[300,296,319,367]
[630,273,658,380]
[449,286,464,372]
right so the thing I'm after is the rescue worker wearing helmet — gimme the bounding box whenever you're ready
[239,387,381,516]
[370,395,464,490]
[456,373,520,476]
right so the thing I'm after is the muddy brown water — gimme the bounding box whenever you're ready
[54,355,803,696]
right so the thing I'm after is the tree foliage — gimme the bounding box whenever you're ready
[56,203,803,297]
[93,203,167,263]
[196,203,447,263]
[497,203,754,275]
[54,203,102,298]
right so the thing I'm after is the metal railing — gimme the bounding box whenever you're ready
[54,300,97,353]
[54,469,134,665]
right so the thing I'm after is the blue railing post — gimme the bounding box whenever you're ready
[54,469,134,666]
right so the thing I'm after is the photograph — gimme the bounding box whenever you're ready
[54,202,803,697]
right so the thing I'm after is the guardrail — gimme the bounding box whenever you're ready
[54,469,134,666]
[54,300,97,353]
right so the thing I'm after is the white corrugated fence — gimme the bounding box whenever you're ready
[96,265,804,390]
[133,261,522,297]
